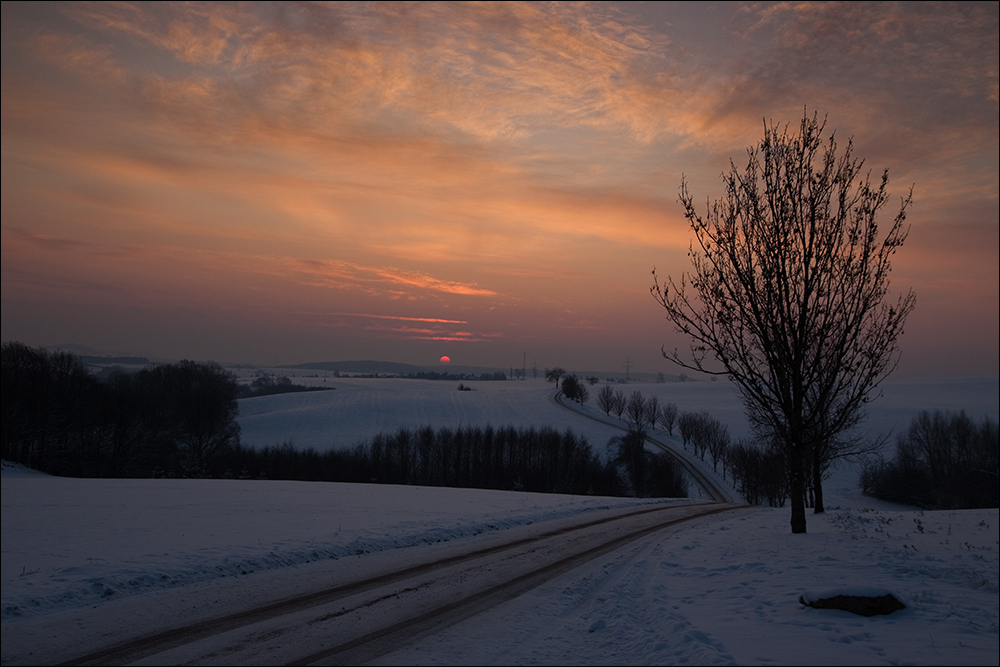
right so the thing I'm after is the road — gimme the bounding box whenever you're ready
[551,389,737,503]
[52,500,740,666]
[49,391,745,666]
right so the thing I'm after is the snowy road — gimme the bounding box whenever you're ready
[552,390,736,503]
[58,501,740,666]
[5,376,996,665]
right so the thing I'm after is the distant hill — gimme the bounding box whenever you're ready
[290,359,512,377]
[287,360,691,383]
[289,360,421,375]
[29,344,689,381]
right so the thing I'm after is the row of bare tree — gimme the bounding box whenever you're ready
[549,378,689,498]
[861,410,998,509]
[595,386,679,434]
[2,342,241,478]
[590,386,812,507]
[213,424,687,499]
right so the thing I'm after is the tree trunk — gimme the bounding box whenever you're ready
[812,451,825,514]
[788,443,807,533]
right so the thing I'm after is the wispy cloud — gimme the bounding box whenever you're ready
[3,229,497,301]
[334,313,469,325]
[366,266,496,297]
[2,2,995,372]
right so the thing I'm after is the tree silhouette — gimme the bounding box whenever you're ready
[652,111,915,533]
[597,385,616,415]
[659,402,678,436]
[625,391,647,436]
[561,374,589,404]
[612,389,627,419]
[145,360,241,476]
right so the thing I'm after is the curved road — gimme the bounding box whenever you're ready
[552,389,737,503]
[57,391,744,666]
[59,502,742,666]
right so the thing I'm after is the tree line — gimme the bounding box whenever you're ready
[2,342,241,478]
[589,384,998,510]
[222,424,683,498]
[590,385,834,508]
[238,373,335,399]
[861,410,998,509]
[0,342,688,499]
[403,371,509,381]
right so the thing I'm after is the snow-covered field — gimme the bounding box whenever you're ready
[237,374,999,453]
[2,375,998,665]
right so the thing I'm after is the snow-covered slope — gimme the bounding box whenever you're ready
[237,375,999,452]
[2,376,997,665]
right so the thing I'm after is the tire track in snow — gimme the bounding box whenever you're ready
[60,503,742,666]
[289,503,740,666]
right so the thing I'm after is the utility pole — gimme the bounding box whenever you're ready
[625,356,631,382]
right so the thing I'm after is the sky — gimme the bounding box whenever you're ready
[2,1,997,376]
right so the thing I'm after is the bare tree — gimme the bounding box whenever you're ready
[645,395,660,430]
[677,411,695,450]
[652,112,915,533]
[625,391,647,435]
[612,389,627,419]
[685,411,715,460]
[704,417,730,473]
[597,385,616,416]
[159,360,241,476]
[659,402,678,436]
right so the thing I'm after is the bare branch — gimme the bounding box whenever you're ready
[653,110,915,533]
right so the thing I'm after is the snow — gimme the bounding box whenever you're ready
[237,377,627,452]
[0,471,668,617]
[374,507,998,666]
[238,374,1000,452]
[2,376,998,665]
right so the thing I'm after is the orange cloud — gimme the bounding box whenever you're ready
[334,313,469,325]
[2,2,995,374]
